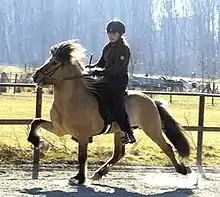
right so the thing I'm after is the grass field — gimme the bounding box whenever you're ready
[0,89,220,167]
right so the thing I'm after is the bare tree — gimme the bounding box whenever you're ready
[0,0,220,80]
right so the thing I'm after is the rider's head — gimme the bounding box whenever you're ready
[106,20,125,43]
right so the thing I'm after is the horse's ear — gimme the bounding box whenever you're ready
[65,39,79,45]
[71,39,79,43]
[50,45,57,55]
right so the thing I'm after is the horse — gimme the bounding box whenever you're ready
[28,40,191,185]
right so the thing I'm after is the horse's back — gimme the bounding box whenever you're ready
[125,90,155,105]
[124,91,167,151]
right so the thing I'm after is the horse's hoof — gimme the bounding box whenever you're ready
[27,136,40,147]
[39,139,45,149]
[176,163,191,175]
[186,166,192,174]
[91,172,102,180]
[68,175,85,186]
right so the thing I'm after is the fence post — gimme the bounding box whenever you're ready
[197,95,205,166]
[212,82,215,106]
[35,87,42,118]
[32,86,42,179]
[34,86,42,163]
[13,74,18,94]
[170,95,173,103]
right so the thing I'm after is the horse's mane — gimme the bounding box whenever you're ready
[50,40,104,95]
[50,40,87,71]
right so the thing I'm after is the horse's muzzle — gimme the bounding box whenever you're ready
[32,71,45,85]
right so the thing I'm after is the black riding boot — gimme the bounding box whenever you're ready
[111,107,136,144]
[118,115,136,145]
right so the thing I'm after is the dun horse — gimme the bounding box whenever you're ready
[28,40,191,185]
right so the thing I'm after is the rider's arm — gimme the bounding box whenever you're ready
[91,45,107,68]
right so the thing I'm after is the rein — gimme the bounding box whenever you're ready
[38,54,94,81]
[62,74,93,81]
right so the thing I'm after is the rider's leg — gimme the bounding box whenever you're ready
[96,93,112,125]
[108,91,136,144]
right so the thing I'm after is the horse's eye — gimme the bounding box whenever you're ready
[51,62,57,66]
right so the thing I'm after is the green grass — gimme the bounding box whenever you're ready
[0,91,220,166]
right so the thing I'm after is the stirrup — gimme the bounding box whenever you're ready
[121,133,136,145]
[99,122,112,135]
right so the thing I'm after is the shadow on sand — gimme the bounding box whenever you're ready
[20,184,194,197]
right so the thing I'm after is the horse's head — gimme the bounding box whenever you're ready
[32,40,86,86]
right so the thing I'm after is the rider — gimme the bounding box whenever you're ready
[88,20,136,144]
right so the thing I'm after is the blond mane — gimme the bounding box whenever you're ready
[50,40,87,71]
[49,40,100,93]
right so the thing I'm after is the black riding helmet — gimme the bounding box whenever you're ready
[106,20,125,35]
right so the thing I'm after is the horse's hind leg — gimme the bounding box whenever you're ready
[27,118,55,147]
[91,132,125,180]
[142,123,189,175]
[156,138,189,175]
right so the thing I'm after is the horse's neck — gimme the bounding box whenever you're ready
[53,69,90,106]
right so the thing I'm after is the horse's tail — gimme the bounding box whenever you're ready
[154,100,190,158]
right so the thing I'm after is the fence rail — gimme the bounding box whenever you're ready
[143,90,220,97]
[0,119,33,124]
[0,82,36,88]
[0,83,220,167]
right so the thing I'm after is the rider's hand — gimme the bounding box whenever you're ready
[92,70,103,76]
[85,64,95,69]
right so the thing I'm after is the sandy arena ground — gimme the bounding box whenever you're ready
[0,165,219,197]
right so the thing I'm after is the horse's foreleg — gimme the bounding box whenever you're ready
[27,118,54,147]
[69,138,89,185]
[91,132,125,180]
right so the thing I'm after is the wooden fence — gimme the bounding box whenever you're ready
[0,83,220,167]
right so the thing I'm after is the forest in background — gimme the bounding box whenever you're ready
[0,0,220,79]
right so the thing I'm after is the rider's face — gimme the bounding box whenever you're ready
[107,32,121,42]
